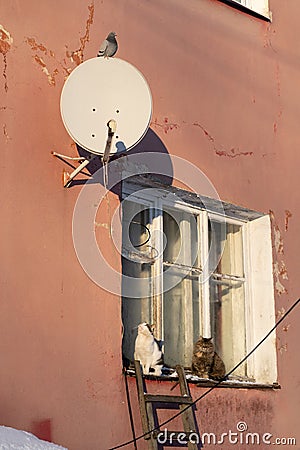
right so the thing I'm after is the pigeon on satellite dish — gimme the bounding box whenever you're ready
[97,32,118,58]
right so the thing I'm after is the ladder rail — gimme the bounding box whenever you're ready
[134,360,201,449]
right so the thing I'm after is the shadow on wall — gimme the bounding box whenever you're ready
[66,128,174,193]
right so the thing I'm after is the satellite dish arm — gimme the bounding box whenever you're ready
[103,119,117,164]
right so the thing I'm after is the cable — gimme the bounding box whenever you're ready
[108,297,300,450]
[130,221,151,248]
[131,222,151,248]
[121,220,152,248]
[123,370,138,450]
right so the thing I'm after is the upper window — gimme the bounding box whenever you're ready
[224,0,271,20]
[121,180,277,385]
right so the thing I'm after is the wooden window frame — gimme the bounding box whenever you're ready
[122,181,277,385]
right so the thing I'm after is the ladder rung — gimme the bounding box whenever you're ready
[144,394,193,404]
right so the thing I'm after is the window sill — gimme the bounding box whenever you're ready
[125,368,280,390]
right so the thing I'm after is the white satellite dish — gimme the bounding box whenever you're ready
[60,57,152,156]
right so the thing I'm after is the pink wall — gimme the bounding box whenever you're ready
[1,0,299,448]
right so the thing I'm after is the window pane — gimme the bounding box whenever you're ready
[210,279,246,377]
[209,220,247,378]
[163,209,201,367]
[122,200,152,363]
[209,221,244,277]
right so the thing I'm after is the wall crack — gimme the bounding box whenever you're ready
[193,122,253,158]
[151,117,180,134]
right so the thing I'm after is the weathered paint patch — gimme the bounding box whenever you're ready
[26,38,59,86]
[215,148,253,158]
[269,210,288,296]
[94,222,109,229]
[0,25,13,92]
[33,55,59,86]
[273,261,288,295]
[284,210,292,231]
[26,37,55,58]
[269,210,284,254]
[26,2,94,85]
[66,2,94,66]
[26,37,71,79]
[3,123,11,142]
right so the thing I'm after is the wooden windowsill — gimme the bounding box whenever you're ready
[125,368,280,390]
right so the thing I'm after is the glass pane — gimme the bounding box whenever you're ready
[209,221,244,277]
[210,279,246,377]
[209,220,246,378]
[122,200,152,363]
[163,209,199,268]
[163,208,201,367]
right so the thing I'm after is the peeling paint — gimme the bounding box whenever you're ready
[215,148,253,158]
[276,329,288,354]
[33,55,58,86]
[26,38,60,86]
[0,25,13,92]
[66,2,94,66]
[3,123,11,142]
[263,24,277,52]
[26,3,95,85]
[26,37,49,55]
[94,222,109,229]
[269,210,289,296]
[284,210,292,231]
[278,343,288,354]
[193,122,253,158]
[273,261,288,295]
[26,36,72,80]
[269,210,284,254]
[152,117,179,134]
[276,307,286,319]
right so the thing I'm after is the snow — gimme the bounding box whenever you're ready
[0,426,68,450]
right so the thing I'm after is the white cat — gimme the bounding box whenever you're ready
[134,323,163,376]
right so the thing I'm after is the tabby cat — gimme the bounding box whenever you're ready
[192,336,226,380]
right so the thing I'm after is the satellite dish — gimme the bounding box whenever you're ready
[60,57,152,156]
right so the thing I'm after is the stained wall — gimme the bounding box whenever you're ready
[1,0,299,448]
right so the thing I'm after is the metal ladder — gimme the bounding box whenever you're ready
[134,360,201,449]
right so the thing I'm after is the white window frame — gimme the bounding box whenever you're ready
[122,182,277,385]
[226,0,271,20]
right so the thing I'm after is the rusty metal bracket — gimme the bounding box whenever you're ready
[51,151,93,188]
[52,120,117,188]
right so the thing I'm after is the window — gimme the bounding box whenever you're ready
[223,0,271,20]
[122,180,277,385]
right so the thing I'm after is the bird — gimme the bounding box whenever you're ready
[97,32,118,58]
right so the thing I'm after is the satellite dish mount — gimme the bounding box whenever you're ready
[53,57,152,188]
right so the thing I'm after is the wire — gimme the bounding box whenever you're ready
[123,370,138,450]
[132,222,151,248]
[129,221,151,248]
[108,297,300,450]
